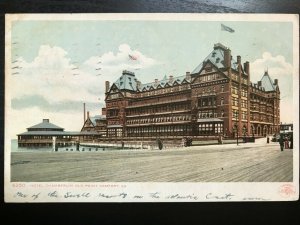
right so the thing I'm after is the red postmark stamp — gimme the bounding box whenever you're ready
[279,184,296,198]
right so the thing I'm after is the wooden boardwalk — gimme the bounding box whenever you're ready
[11,140,293,182]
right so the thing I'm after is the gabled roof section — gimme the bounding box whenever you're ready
[113,70,139,92]
[90,115,106,126]
[139,75,191,91]
[260,71,277,91]
[27,119,64,131]
[191,43,238,74]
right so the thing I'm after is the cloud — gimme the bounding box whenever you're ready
[250,52,293,82]
[11,95,102,112]
[8,44,158,138]
[83,43,158,80]
[250,52,293,123]
[11,43,158,104]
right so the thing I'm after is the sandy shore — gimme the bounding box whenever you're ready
[10,139,293,182]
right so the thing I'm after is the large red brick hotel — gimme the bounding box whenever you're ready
[103,43,280,138]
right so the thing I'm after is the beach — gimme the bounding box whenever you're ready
[11,138,293,182]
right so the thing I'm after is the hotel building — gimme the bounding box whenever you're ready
[104,43,280,138]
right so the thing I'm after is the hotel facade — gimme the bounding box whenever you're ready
[104,43,280,138]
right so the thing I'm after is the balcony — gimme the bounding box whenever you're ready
[127,98,190,108]
[198,105,217,109]
[126,120,191,127]
[126,109,191,117]
[197,92,217,97]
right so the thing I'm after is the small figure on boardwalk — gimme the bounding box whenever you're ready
[218,134,223,144]
[181,138,186,147]
[157,138,163,150]
[185,137,192,147]
[284,136,289,149]
[267,135,269,144]
[279,135,284,151]
[121,141,124,149]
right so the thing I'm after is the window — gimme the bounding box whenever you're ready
[205,67,212,73]
[221,85,224,92]
[242,111,247,120]
[221,97,224,105]
[221,110,225,117]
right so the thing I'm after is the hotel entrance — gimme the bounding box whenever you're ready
[197,118,224,136]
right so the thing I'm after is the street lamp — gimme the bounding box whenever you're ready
[242,126,246,143]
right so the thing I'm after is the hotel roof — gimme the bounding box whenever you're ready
[192,44,238,74]
[140,75,191,91]
[260,71,278,91]
[113,70,139,91]
[90,115,106,126]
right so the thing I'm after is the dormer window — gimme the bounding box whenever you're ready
[212,52,216,57]
[205,66,212,72]
[216,57,220,63]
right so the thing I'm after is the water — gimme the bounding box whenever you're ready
[11,139,142,152]
[11,139,53,152]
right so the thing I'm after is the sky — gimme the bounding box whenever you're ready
[6,15,296,139]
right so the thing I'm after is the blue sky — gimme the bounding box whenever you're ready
[7,15,296,138]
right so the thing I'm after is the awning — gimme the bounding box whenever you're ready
[197,118,224,123]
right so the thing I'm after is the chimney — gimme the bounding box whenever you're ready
[154,79,159,85]
[105,81,110,93]
[43,119,49,123]
[237,55,241,64]
[258,81,262,87]
[274,79,278,85]
[102,107,106,116]
[224,48,231,68]
[83,103,86,123]
[244,61,250,75]
[169,75,174,83]
[87,111,90,119]
[186,71,191,80]
[136,80,141,89]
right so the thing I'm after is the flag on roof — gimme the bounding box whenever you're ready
[128,54,138,60]
[221,24,235,33]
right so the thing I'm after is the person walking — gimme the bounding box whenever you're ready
[284,135,289,149]
[267,135,270,144]
[279,135,284,151]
